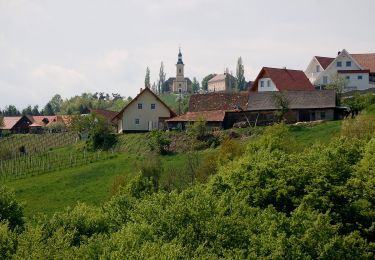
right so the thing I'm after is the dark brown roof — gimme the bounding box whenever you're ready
[352,53,375,73]
[250,67,315,92]
[247,90,336,111]
[90,109,118,121]
[189,92,249,112]
[166,110,226,122]
[113,88,176,120]
[315,56,334,69]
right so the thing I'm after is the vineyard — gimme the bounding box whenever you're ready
[0,132,78,160]
[0,149,116,181]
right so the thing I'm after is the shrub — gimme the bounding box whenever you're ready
[217,137,244,165]
[341,114,375,140]
[196,152,218,182]
[149,130,171,155]
[0,185,24,230]
[0,221,16,259]
[186,118,208,140]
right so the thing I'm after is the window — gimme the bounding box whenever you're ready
[320,111,326,120]
[316,65,320,72]
[135,118,140,125]
[311,112,316,121]
[346,61,351,67]
[261,81,264,88]
[179,89,182,93]
[151,104,156,110]
[179,83,181,87]
[358,75,363,80]
[323,76,328,84]
[138,103,142,109]
[337,61,342,67]
[346,75,350,80]
[179,69,181,73]
[267,80,271,87]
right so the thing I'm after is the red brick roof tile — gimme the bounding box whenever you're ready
[166,110,226,122]
[315,56,334,69]
[352,53,375,73]
[189,92,249,112]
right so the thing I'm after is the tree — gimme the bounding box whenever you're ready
[0,116,3,128]
[3,105,20,116]
[236,57,246,91]
[151,82,157,93]
[273,92,290,122]
[145,67,151,89]
[0,185,24,230]
[31,105,40,116]
[158,62,166,94]
[327,73,347,105]
[192,77,200,93]
[49,94,63,114]
[201,74,216,91]
[42,103,55,115]
[21,105,33,116]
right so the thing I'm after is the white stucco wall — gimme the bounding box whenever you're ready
[208,80,226,92]
[305,58,323,84]
[258,78,278,92]
[316,51,371,91]
[119,90,172,132]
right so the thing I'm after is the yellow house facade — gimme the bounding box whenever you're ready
[114,88,176,133]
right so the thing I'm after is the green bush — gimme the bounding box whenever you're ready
[148,130,171,155]
[0,186,24,230]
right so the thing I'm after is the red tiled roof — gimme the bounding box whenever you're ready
[352,53,375,73]
[315,56,334,69]
[30,116,64,126]
[189,92,249,112]
[166,110,227,122]
[250,67,315,92]
[1,117,22,130]
[30,122,43,127]
[337,70,370,74]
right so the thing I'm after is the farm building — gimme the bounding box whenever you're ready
[0,116,33,134]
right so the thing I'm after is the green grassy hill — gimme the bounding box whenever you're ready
[4,117,370,219]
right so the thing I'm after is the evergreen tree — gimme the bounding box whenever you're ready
[145,67,151,89]
[158,62,166,94]
[32,105,40,116]
[192,77,200,93]
[21,105,33,116]
[152,82,157,93]
[43,103,55,115]
[3,105,20,116]
[236,57,246,91]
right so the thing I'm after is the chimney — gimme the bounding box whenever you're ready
[338,51,341,55]
[140,88,143,93]
[283,66,287,69]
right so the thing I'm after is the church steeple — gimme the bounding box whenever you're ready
[177,48,184,65]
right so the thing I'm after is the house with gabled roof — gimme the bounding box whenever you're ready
[305,49,375,91]
[0,116,33,134]
[113,87,176,133]
[249,67,315,92]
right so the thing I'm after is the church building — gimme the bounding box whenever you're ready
[164,49,192,93]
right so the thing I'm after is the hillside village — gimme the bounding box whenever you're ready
[1,48,375,135]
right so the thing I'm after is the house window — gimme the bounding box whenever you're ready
[179,89,182,93]
[138,103,142,109]
[267,80,271,87]
[323,76,328,84]
[311,111,316,121]
[316,65,320,72]
[261,81,264,88]
[179,69,181,73]
[346,61,351,67]
[179,83,181,87]
[135,118,140,125]
[151,104,156,110]
[358,75,363,80]
[320,111,326,120]
[337,61,342,67]
[346,75,350,80]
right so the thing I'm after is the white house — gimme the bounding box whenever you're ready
[113,88,176,133]
[305,49,375,91]
[249,67,315,92]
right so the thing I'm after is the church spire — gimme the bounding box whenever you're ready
[177,48,184,65]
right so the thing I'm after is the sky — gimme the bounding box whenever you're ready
[1,0,375,109]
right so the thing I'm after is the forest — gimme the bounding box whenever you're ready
[1,109,375,258]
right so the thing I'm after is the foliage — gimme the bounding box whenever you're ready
[236,56,246,91]
[342,92,375,111]
[341,114,375,140]
[0,221,17,259]
[70,114,117,150]
[144,66,151,89]
[192,77,200,93]
[327,73,347,105]
[149,129,171,155]
[0,116,3,128]
[201,74,216,91]
[272,92,290,122]
[46,121,66,133]
[186,118,208,140]
[158,62,166,94]
[0,186,24,230]
[2,105,20,116]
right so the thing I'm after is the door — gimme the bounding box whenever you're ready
[299,110,310,122]
[148,121,153,131]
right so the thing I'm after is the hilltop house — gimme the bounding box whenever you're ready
[207,73,237,92]
[164,49,192,93]
[113,87,176,133]
[305,49,375,91]
[0,116,33,134]
[250,67,315,92]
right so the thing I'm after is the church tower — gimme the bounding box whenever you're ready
[174,48,188,93]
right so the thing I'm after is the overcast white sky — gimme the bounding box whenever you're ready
[1,0,375,108]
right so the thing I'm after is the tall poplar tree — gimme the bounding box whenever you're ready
[236,57,246,91]
[158,62,166,94]
[145,67,151,89]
